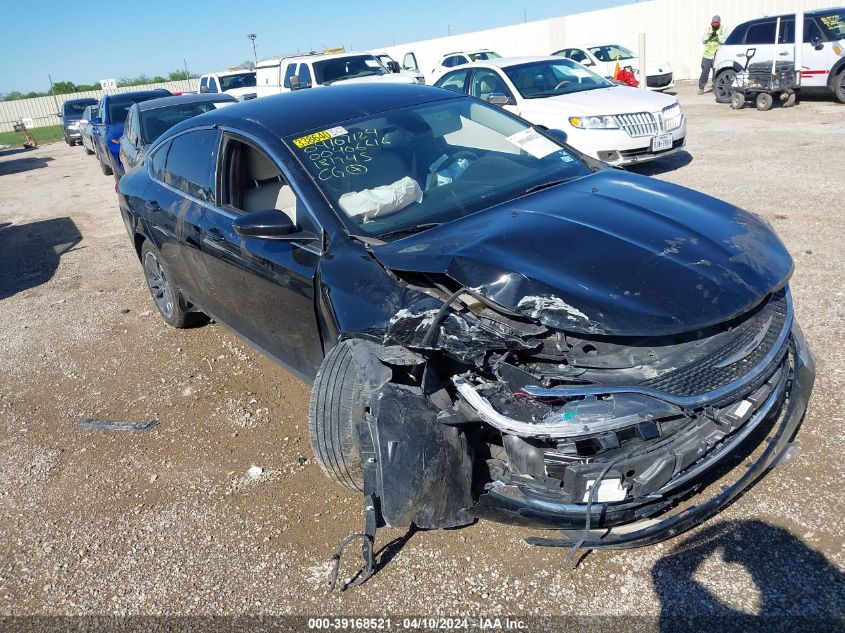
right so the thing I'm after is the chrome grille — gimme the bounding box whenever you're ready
[616,104,684,138]
[616,112,657,138]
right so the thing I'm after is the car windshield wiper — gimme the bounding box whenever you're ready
[520,178,575,196]
[376,222,442,241]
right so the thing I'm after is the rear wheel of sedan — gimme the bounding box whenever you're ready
[84,145,94,156]
[140,240,193,328]
[99,156,113,176]
[308,342,365,492]
[714,70,737,104]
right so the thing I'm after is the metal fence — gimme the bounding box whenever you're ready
[0,79,198,133]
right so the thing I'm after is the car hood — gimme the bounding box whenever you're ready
[371,170,792,336]
[520,85,677,116]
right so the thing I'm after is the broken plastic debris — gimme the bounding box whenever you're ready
[246,465,264,479]
[75,419,158,431]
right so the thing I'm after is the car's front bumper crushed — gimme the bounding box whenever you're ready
[464,324,814,547]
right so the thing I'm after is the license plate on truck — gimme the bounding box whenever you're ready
[651,133,673,152]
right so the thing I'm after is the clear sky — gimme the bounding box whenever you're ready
[0,0,638,94]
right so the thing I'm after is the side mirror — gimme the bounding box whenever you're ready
[485,92,510,106]
[812,35,824,50]
[56,112,62,118]
[288,76,302,90]
[233,210,316,242]
[199,85,209,93]
[546,128,568,144]
[387,61,401,73]
[582,59,595,66]
[91,116,102,124]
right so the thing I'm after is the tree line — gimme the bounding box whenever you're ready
[1,70,196,101]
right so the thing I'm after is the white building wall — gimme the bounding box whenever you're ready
[372,0,842,83]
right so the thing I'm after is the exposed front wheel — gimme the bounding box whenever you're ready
[714,70,737,104]
[308,342,365,491]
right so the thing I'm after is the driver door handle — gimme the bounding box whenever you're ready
[778,51,790,56]
[206,227,225,243]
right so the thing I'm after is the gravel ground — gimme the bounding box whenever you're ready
[0,82,843,628]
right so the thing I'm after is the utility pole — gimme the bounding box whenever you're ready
[183,58,190,79]
[247,33,258,64]
[523,9,527,23]
[47,74,61,114]
[448,24,451,36]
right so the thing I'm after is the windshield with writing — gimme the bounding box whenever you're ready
[819,12,845,39]
[286,97,590,239]
[589,44,636,62]
[504,59,612,98]
[313,56,388,84]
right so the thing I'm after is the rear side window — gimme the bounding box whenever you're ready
[565,49,589,64]
[164,129,219,202]
[746,21,777,44]
[149,140,170,182]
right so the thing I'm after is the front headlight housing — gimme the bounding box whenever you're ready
[569,115,619,129]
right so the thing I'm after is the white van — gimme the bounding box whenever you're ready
[255,51,417,98]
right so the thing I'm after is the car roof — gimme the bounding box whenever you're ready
[65,97,98,105]
[135,93,237,111]
[166,83,462,139]
[104,89,171,102]
[732,7,843,25]
[455,55,563,69]
[256,51,372,67]
[442,49,496,57]
[207,68,254,77]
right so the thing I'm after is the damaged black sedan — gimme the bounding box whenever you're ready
[117,84,814,563]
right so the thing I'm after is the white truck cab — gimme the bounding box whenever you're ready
[198,69,258,101]
[255,51,417,98]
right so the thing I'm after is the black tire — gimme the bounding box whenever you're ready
[714,70,737,104]
[84,144,94,156]
[99,155,113,175]
[756,92,773,111]
[783,91,797,108]
[834,69,845,104]
[308,342,365,491]
[64,135,72,146]
[140,240,193,328]
[730,92,745,110]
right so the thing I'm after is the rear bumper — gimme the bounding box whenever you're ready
[468,324,815,548]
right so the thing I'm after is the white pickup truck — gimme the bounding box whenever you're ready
[255,52,417,98]
[198,69,258,101]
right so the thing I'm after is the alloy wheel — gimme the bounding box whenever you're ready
[143,251,175,319]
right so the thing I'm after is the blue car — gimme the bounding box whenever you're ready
[91,89,171,176]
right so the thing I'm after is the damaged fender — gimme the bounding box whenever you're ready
[343,340,474,529]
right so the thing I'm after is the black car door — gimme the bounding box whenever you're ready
[197,132,324,380]
[145,129,219,308]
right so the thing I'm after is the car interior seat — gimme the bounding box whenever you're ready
[241,147,297,224]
